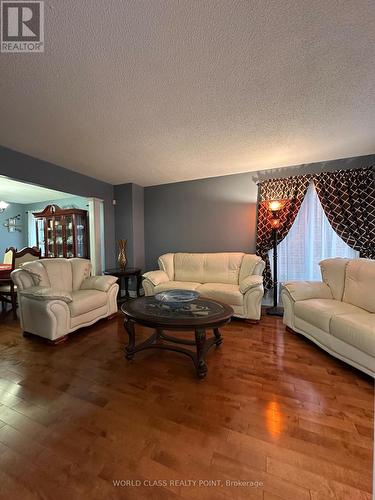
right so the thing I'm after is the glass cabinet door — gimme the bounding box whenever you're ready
[65,215,74,258]
[75,214,86,258]
[54,217,64,257]
[36,219,46,257]
[46,218,55,257]
[33,208,88,260]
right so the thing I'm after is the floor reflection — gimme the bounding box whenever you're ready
[265,400,283,439]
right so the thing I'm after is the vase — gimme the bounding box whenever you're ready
[118,240,127,270]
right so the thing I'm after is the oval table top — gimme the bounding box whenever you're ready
[121,296,233,329]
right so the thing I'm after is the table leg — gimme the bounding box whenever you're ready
[136,272,141,297]
[195,328,208,379]
[119,276,124,301]
[124,318,136,360]
[11,283,17,319]
[213,327,223,346]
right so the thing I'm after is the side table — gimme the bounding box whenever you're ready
[104,268,142,302]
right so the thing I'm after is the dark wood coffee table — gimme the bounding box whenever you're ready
[121,296,233,378]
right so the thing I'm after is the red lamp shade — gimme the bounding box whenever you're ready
[264,199,288,212]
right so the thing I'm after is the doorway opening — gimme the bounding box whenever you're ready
[0,176,105,275]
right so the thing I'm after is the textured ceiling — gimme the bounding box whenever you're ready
[0,0,374,187]
[0,176,73,203]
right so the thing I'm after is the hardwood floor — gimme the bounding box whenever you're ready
[0,312,373,499]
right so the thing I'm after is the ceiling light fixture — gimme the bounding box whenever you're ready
[0,201,9,213]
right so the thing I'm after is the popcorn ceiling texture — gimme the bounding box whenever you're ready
[0,0,374,186]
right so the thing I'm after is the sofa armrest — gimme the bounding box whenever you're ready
[142,270,170,286]
[239,275,263,294]
[19,286,73,303]
[282,281,333,301]
[81,275,117,292]
[11,268,35,291]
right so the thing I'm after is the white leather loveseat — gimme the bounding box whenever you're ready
[11,258,119,343]
[143,252,265,321]
[281,258,375,377]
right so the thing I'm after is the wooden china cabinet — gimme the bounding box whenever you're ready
[33,205,89,259]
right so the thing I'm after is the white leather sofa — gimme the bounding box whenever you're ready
[281,258,375,377]
[11,258,119,343]
[143,252,265,320]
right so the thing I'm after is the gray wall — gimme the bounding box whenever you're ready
[114,183,134,267]
[114,183,145,270]
[144,173,257,270]
[132,184,145,270]
[144,154,375,270]
[0,146,116,267]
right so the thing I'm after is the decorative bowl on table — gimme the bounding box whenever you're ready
[155,289,200,308]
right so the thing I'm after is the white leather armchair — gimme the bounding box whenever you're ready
[143,252,265,321]
[11,258,119,343]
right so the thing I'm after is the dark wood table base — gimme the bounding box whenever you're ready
[104,268,142,304]
[124,319,223,379]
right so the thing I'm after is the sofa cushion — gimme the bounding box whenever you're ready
[319,258,350,300]
[294,299,366,333]
[21,261,51,287]
[69,290,108,317]
[239,254,263,282]
[197,283,243,306]
[330,313,375,357]
[174,253,244,284]
[283,281,332,301]
[41,259,73,291]
[154,281,201,293]
[158,253,175,280]
[342,259,375,313]
[70,258,91,290]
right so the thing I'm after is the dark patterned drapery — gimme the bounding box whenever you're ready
[314,167,375,259]
[256,166,375,290]
[256,174,311,289]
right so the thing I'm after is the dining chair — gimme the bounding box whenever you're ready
[3,247,16,266]
[1,247,41,318]
[1,247,16,316]
[14,246,41,268]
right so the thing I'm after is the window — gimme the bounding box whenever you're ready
[269,182,358,282]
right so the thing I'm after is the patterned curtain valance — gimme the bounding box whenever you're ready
[256,166,375,289]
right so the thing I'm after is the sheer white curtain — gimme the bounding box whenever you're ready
[269,181,358,283]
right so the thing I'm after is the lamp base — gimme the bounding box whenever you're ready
[266,306,284,317]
